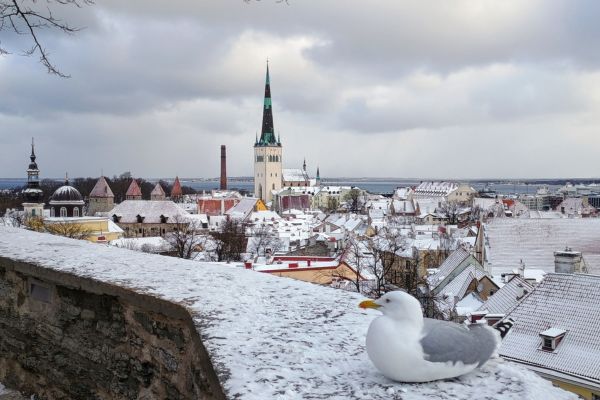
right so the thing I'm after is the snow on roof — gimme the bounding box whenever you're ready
[186,213,209,225]
[0,227,576,400]
[125,179,142,197]
[89,176,114,198]
[226,197,258,220]
[540,328,567,338]
[477,275,533,315]
[429,247,472,287]
[440,265,488,300]
[394,187,413,200]
[282,168,309,182]
[500,273,600,385]
[414,181,458,198]
[455,292,484,316]
[151,183,166,196]
[485,219,600,275]
[249,210,281,222]
[108,200,190,224]
[110,236,173,253]
[473,197,500,210]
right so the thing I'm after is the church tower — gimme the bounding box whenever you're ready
[22,138,44,217]
[254,62,282,203]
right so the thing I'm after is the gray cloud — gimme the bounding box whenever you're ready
[2,0,600,179]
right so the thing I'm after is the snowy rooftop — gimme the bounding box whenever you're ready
[428,247,472,288]
[484,219,600,275]
[89,176,114,198]
[108,200,190,224]
[0,227,576,400]
[477,275,534,315]
[282,168,309,182]
[500,273,600,387]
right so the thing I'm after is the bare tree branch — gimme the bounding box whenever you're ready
[1,0,94,77]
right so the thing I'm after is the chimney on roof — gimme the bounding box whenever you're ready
[554,247,583,273]
[220,145,227,190]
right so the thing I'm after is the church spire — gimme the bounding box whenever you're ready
[24,137,43,204]
[257,61,278,146]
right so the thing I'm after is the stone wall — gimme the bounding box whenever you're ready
[0,258,225,400]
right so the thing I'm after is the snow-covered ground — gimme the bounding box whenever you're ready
[0,227,576,400]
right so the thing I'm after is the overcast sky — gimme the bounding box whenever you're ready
[2,1,600,179]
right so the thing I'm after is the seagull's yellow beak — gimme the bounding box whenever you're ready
[359,300,381,309]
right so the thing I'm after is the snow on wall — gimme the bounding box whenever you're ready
[0,227,576,400]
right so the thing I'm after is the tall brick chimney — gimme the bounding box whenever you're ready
[220,145,227,190]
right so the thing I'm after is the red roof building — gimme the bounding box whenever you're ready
[125,179,142,200]
[171,176,182,200]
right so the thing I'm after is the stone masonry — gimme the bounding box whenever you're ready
[0,259,225,400]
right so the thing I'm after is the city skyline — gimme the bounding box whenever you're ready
[2,1,600,179]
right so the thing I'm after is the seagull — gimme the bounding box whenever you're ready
[359,291,507,383]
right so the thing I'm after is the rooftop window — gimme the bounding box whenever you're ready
[539,328,566,351]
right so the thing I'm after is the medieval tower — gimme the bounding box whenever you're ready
[254,62,282,202]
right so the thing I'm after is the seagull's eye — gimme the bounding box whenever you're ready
[385,299,391,303]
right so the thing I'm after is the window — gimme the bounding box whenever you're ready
[60,207,67,217]
[50,207,55,217]
[542,338,553,350]
[73,207,79,217]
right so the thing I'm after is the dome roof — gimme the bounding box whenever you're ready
[50,184,84,204]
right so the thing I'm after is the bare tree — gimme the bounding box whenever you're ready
[246,223,282,260]
[0,209,25,227]
[344,188,364,213]
[45,220,93,239]
[437,200,463,225]
[331,236,370,293]
[363,228,408,297]
[165,215,207,260]
[210,218,247,262]
[1,0,94,77]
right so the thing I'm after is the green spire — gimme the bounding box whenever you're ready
[257,61,278,146]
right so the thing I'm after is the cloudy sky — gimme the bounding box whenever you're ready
[1,0,600,179]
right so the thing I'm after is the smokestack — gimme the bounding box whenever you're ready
[220,145,227,190]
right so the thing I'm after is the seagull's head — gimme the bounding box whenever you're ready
[359,291,423,323]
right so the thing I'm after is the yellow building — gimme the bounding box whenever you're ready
[44,217,124,243]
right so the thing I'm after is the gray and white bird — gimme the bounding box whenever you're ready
[359,291,505,383]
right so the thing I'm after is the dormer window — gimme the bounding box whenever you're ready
[160,214,169,223]
[540,328,566,351]
[112,214,121,223]
[136,214,145,223]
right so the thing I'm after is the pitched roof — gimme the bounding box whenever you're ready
[439,265,488,300]
[109,200,190,224]
[500,273,600,385]
[171,176,182,197]
[151,183,166,197]
[226,197,258,220]
[477,275,533,315]
[428,247,472,287]
[89,176,114,198]
[125,179,142,197]
[282,168,309,183]
[485,219,600,275]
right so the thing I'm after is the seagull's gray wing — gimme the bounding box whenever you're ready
[420,319,498,367]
